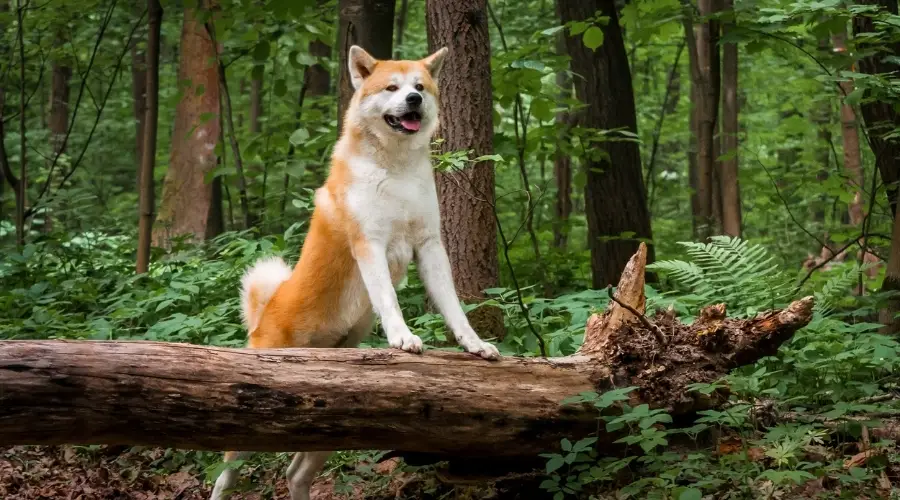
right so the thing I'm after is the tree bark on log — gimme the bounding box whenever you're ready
[0,245,814,457]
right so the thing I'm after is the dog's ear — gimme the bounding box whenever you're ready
[422,47,448,79]
[348,45,377,90]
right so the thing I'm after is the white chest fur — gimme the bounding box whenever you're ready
[345,154,440,247]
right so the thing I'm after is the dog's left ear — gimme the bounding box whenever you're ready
[422,47,448,79]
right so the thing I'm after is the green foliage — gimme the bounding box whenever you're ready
[648,236,793,317]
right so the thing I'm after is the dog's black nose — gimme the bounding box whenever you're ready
[406,92,422,107]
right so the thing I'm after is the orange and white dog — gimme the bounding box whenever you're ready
[209,46,500,500]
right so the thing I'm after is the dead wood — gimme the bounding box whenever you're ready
[0,243,813,457]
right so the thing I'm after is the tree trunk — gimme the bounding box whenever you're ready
[553,30,572,250]
[15,0,26,247]
[153,0,220,246]
[336,0,394,133]
[720,0,741,237]
[426,0,504,338]
[853,0,900,333]
[131,23,148,191]
[249,68,263,134]
[0,245,815,457]
[136,0,162,274]
[45,35,71,233]
[394,0,409,59]
[684,0,721,240]
[832,30,865,227]
[304,12,333,183]
[558,0,654,288]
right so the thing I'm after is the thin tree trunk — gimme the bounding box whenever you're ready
[136,0,161,274]
[131,16,148,192]
[683,0,721,240]
[426,0,504,339]
[15,0,26,247]
[832,30,865,227]
[337,0,395,133]
[394,0,409,59]
[720,0,741,237]
[304,9,332,184]
[153,0,220,245]
[45,35,71,233]
[249,68,263,134]
[558,0,655,287]
[552,31,572,250]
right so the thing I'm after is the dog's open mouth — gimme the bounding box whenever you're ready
[384,112,422,133]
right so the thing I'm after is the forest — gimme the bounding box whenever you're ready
[2,0,900,498]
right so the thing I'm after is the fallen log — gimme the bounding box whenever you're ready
[0,244,814,457]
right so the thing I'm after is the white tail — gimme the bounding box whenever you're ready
[239,256,293,333]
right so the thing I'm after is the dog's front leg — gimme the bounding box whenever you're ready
[416,237,500,360]
[354,240,423,353]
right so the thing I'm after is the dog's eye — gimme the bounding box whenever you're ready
[386,85,398,92]
[415,83,424,91]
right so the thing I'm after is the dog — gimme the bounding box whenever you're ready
[209,45,501,500]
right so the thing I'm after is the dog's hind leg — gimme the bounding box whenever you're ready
[209,451,253,500]
[286,451,332,500]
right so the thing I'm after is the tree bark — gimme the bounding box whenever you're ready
[832,30,865,227]
[336,0,394,133]
[304,8,333,183]
[131,21,148,191]
[44,35,71,233]
[852,0,900,333]
[720,0,741,237]
[426,0,504,338]
[558,0,654,288]
[0,245,814,457]
[153,0,220,246]
[15,0,26,247]
[394,0,409,59]
[683,0,721,239]
[136,0,162,274]
[249,68,263,134]
[553,30,572,250]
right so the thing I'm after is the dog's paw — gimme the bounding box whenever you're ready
[388,330,424,354]
[457,336,501,360]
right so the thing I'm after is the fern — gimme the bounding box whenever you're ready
[648,236,793,317]
[813,263,863,317]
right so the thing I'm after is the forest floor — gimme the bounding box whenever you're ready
[2,439,898,499]
[0,445,517,500]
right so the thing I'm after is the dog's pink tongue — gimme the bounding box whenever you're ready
[401,119,421,131]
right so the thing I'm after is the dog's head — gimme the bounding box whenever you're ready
[346,45,448,140]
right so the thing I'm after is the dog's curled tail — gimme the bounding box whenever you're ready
[239,256,292,334]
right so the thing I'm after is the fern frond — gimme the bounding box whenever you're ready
[650,237,792,316]
[814,263,862,317]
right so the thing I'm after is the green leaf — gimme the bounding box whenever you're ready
[546,455,565,474]
[252,41,271,62]
[541,25,565,36]
[569,21,589,35]
[679,488,703,500]
[583,26,604,50]
[274,79,287,97]
[844,87,865,106]
[290,128,310,146]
